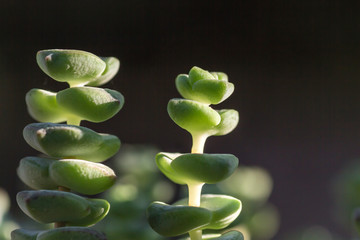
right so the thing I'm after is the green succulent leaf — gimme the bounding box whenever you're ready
[147,201,212,237]
[49,159,116,195]
[87,57,120,87]
[168,99,221,134]
[25,89,69,123]
[56,87,124,123]
[176,67,234,104]
[17,157,58,190]
[68,198,110,226]
[175,194,242,230]
[16,190,109,226]
[36,49,106,87]
[11,229,40,240]
[155,152,186,184]
[188,66,216,85]
[37,227,107,240]
[171,154,238,184]
[209,109,239,136]
[17,190,90,224]
[23,123,120,162]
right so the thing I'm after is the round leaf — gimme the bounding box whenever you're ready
[56,87,124,123]
[37,227,106,240]
[11,229,40,240]
[211,109,239,136]
[188,66,215,85]
[49,159,116,195]
[87,57,120,87]
[25,89,68,123]
[168,99,221,134]
[17,157,57,190]
[155,152,186,185]
[175,194,242,230]
[68,199,110,226]
[171,154,238,184]
[23,123,120,162]
[16,190,90,224]
[147,201,212,237]
[36,49,106,87]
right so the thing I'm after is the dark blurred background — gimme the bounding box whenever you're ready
[1,0,360,238]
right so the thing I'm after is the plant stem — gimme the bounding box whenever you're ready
[189,229,203,240]
[188,134,207,240]
[191,134,207,154]
[67,117,81,126]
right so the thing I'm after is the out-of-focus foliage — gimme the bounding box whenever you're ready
[0,188,19,240]
[95,145,174,240]
[201,166,280,240]
[280,226,345,240]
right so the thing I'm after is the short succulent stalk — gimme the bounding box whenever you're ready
[12,49,124,240]
[147,66,244,240]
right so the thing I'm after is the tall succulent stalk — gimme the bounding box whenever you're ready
[147,67,244,240]
[12,49,124,240]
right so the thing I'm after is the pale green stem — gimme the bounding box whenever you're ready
[191,134,208,154]
[188,134,207,240]
[67,116,81,126]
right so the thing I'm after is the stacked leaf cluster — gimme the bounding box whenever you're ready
[147,67,244,240]
[12,50,123,240]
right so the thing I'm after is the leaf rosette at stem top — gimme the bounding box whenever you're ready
[175,66,234,105]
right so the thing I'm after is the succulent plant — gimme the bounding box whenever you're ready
[147,66,243,240]
[12,49,123,240]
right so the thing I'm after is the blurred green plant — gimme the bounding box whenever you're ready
[0,189,19,240]
[95,145,173,240]
[202,166,280,240]
[147,66,243,240]
[12,49,123,240]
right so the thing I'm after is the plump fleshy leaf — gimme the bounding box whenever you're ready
[11,229,40,240]
[188,66,216,85]
[25,89,69,123]
[36,227,107,240]
[175,194,241,230]
[175,67,234,104]
[168,99,220,134]
[17,157,58,190]
[49,159,116,195]
[16,190,109,226]
[56,87,124,123]
[23,123,120,162]
[36,49,106,87]
[147,201,212,237]
[68,198,110,226]
[210,110,239,136]
[155,152,186,184]
[87,57,120,87]
[17,190,90,224]
[171,154,238,184]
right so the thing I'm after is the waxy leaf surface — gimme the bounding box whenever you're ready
[171,154,238,184]
[50,159,116,195]
[175,194,242,230]
[56,87,124,123]
[17,157,57,190]
[36,49,106,87]
[23,123,120,162]
[147,201,212,237]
